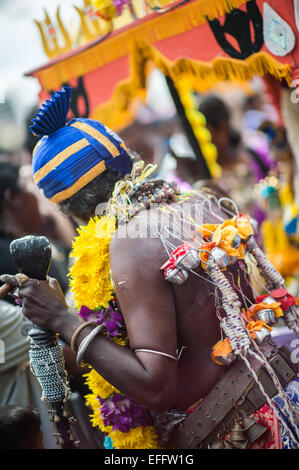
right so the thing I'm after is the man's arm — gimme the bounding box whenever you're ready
[108,234,179,409]
[71,235,179,410]
[4,236,179,411]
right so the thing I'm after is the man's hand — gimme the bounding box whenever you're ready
[0,274,70,333]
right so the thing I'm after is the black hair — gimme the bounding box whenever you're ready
[198,95,242,149]
[228,127,241,149]
[0,405,41,449]
[59,148,138,221]
[198,95,230,129]
[0,162,20,213]
[59,168,123,221]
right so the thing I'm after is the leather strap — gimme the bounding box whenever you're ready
[171,347,297,449]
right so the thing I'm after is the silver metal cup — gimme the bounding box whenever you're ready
[209,247,230,269]
[165,267,189,285]
[232,233,241,249]
[254,308,275,325]
[262,296,276,305]
[254,327,271,345]
[176,249,201,270]
[214,351,236,366]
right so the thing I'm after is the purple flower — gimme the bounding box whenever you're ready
[78,305,98,323]
[78,305,124,336]
[98,393,151,433]
[97,305,124,336]
[113,0,129,15]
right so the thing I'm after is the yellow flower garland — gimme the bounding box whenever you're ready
[176,78,221,179]
[69,215,159,449]
[69,216,116,310]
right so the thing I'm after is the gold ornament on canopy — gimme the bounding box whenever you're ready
[34,0,145,59]
[74,0,112,43]
[34,7,72,59]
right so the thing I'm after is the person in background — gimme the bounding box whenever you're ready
[0,161,69,300]
[21,106,76,250]
[196,94,274,216]
[0,405,43,449]
[0,300,59,448]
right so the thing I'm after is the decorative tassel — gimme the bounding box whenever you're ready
[30,87,72,137]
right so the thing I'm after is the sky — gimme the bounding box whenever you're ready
[0,0,82,121]
[0,0,175,150]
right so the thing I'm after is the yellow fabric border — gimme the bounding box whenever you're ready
[70,121,120,157]
[32,0,249,90]
[34,138,89,184]
[50,160,106,203]
[90,40,292,131]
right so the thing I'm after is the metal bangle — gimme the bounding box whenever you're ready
[76,324,107,367]
[70,321,96,354]
[134,346,187,361]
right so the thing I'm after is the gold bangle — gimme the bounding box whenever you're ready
[71,321,96,354]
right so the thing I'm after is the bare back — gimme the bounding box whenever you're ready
[110,191,254,410]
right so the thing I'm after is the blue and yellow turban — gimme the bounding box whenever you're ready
[30,87,132,204]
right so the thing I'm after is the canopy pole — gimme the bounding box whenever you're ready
[165,75,211,180]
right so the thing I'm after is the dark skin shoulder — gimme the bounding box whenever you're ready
[110,228,179,408]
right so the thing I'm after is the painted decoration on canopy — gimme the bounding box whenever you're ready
[26,0,299,134]
[58,77,90,119]
[263,3,296,57]
[208,0,264,60]
[295,0,299,33]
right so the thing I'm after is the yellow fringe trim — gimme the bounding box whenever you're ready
[90,40,292,131]
[32,0,250,90]
[31,1,291,134]
[175,78,221,178]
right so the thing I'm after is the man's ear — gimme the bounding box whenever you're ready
[3,188,22,209]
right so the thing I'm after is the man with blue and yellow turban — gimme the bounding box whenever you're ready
[31,86,133,221]
[2,87,299,450]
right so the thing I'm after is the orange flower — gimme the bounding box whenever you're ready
[247,302,283,321]
[199,242,216,270]
[247,320,272,340]
[212,224,244,259]
[211,338,233,366]
[197,224,217,239]
[233,215,254,240]
[197,219,249,261]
